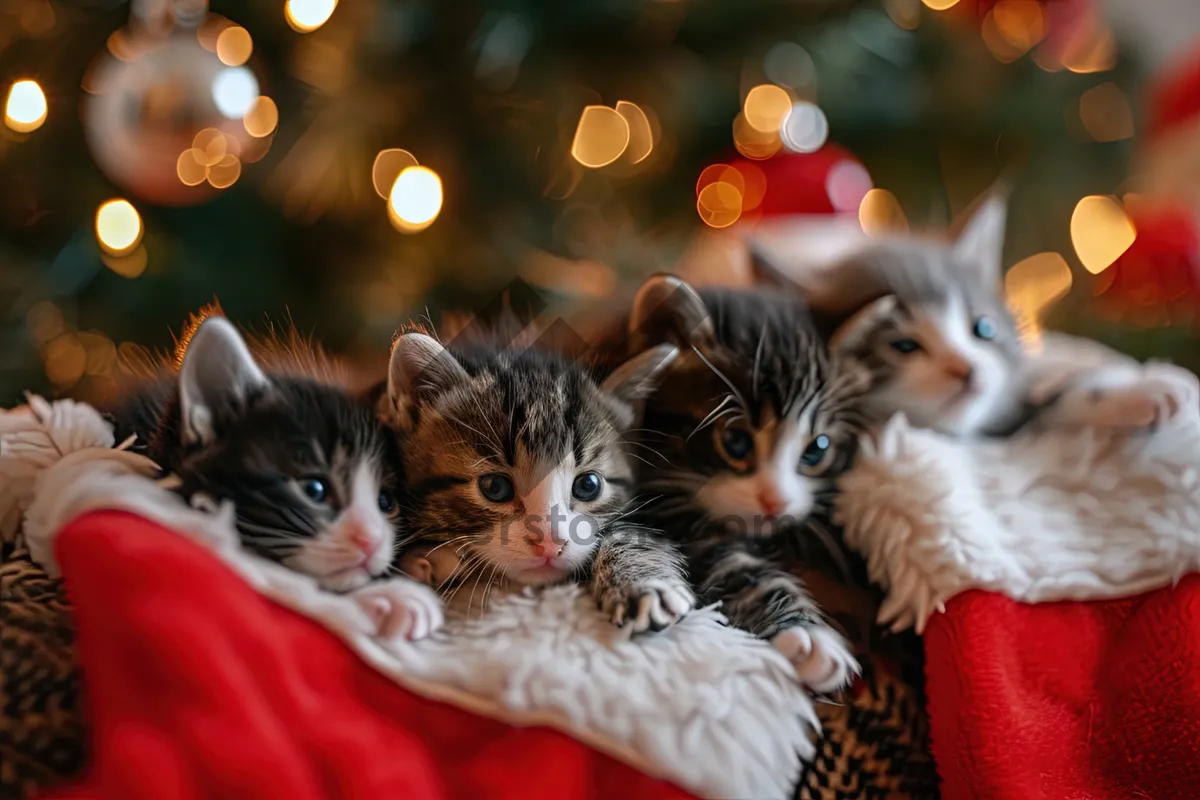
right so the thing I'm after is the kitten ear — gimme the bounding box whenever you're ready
[600,344,680,429]
[178,317,271,446]
[387,332,468,403]
[951,191,1008,287]
[629,274,714,352]
[828,295,899,356]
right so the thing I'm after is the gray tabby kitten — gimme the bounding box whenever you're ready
[623,274,865,691]
[381,328,696,633]
[108,315,443,641]
[755,193,1179,437]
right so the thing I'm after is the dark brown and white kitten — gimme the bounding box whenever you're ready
[108,316,442,640]
[381,328,695,633]
[624,274,866,691]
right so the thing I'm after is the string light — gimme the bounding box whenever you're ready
[921,0,959,9]
[215,26,253,67]
[388,166,443,233]
[243,96,279,138]
[207,155,242,189]
[697,181,743,229]
[732,112,781,160]
[1071,195,1136,274]
[95,199,142,256]
[780,101,828,154]
[858,188,909,234]
[1005,252,1073,344]
[176,149,208,186]
[743,84,791,134]
[373,149,419,199]
[571,106,631,168]
[615,101,654,164]
[212,67,259,118]
[286,0,338,33]
[5,80,47,133]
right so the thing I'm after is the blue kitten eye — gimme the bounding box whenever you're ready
[301,478,328,503]
[973,316,997,341]
[571,471,603,502]
[889,339,921,355]
[800,434,831,471]
[478,473,515,503]
[719,425,754,461]
[378,489,399,517]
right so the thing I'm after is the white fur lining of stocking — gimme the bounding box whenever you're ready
[7,396,817,800]
[836,368,1200,634]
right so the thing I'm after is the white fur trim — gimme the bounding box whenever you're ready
[9,397,818,800]
[837,363,1200,634]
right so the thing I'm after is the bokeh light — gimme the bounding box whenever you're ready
[216,26,253,67]
[5,80,47,133]
[826,161,874,213]
[571,105,630,168]
[1071,195,1136,275]
[44,334,87,389]
[697,181,743,229]
[732,112,781,160]
[1078,83,1133,142]
[992,0,1045,52]
[1062,26,1117,74]
[207,155,242,189]
[95,199,142,256]
[921,0,959,10]
[615,101,653,164]
[243,96,279,137]
[26,302,64,343]
[212,67,259,118]
[1005,252,1074,341]
[286,0,338,33]
[176,149,208,186]
[743,84,791,134]
[388,166,443,232]
[193,128,227,166]
[373,149,420,199]
[858,188,909,234]
[780,102,828,154]
[697,164,746,203]
[884,0,921,30]
[764,43,815,90]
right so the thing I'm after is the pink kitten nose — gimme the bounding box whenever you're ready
[531,541,564,559]
[946,362,974,384]
[349,528,380,557]
[758,490,784,517]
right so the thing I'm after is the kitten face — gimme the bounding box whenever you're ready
[827,193,1026,436]
[145,318,403,592]
[834,283,1022,436]
[385,332,674,587]
[629,278,867,537]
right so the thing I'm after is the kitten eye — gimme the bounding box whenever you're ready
[889,338,922,355]
[800,434,832,474]
[972,316,997,341]
[478,473,515,503]
[378,489,400,517]
[718,425,754,462]
[300,478,329,503]
[571,472,603,502]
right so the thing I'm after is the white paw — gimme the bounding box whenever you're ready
[1058,364,1197,432]
[349,577,444,643]
[772,624,859,694]
[603,579,696,634]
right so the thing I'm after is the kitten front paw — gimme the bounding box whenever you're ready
[771,624,859,694]
[350,577,445,643]
[601,579,696,634]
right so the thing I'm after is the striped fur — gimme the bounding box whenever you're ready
[626,276,869,668]
[382,327,694,632]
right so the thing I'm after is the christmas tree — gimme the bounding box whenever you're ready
[0,0,1189,406]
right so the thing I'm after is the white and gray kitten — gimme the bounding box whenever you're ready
[754,193,1187,437]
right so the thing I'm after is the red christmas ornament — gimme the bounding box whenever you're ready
[1096,203,1200,324]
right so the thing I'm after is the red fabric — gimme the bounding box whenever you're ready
[924,579,1200,800]
[43,510,696,800]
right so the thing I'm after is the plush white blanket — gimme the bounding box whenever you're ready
[6,396,817,800]
[836,360,1200,634]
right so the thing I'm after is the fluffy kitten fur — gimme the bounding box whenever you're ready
[755,192,1183,437]
[381,326,695,633]
[624,274,865,691]
[109,316,409,588]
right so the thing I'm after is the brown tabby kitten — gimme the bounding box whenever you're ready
[380,327,695,633]
[623,274,868,691]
